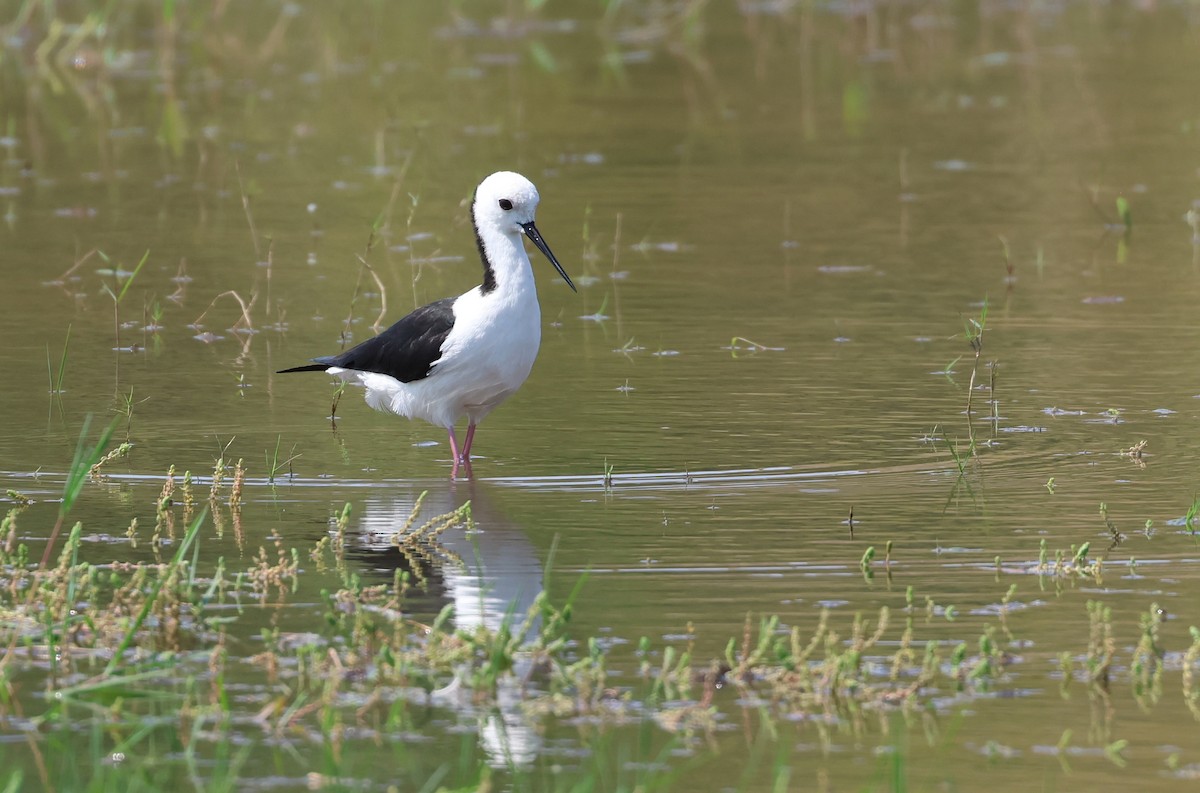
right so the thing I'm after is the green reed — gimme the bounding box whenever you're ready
[45,324,71,396]
[38,416,117,568]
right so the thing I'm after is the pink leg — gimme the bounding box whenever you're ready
[447,427,461,479]
[461,423,478,462]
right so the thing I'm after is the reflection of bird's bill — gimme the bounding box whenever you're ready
[521,221,576,292]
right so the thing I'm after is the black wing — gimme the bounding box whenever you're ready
[277,297,457,383]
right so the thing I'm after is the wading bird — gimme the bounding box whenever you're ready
[278,171,576,478]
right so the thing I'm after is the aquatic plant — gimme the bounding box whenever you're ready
[3,456,1200,790]
[45,324,71,396]
[99,249,150,358]
[961,297,988,422]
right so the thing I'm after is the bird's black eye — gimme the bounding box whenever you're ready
[499,199,513,211]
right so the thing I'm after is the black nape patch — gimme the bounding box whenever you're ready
[472,204,497,295]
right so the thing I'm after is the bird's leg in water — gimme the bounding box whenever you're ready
[461,424,477,462]
[447,427,461,479]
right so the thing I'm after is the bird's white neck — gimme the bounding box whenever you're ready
[475,222,535,299]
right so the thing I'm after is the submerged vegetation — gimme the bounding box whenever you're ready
[2,426,1200,789]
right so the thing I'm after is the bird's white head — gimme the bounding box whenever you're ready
[472,171,576,292]
[473,171,541,232]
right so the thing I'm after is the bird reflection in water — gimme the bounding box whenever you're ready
[345,482,544,768]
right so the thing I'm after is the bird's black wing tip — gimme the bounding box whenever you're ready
[276,363,330,374]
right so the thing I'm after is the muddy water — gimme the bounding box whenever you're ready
[3,2,1200,790]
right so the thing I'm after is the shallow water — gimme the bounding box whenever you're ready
[4,1,1200,790]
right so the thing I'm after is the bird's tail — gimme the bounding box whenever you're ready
[276,364,330,374]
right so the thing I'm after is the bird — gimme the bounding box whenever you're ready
[277,171,576,478]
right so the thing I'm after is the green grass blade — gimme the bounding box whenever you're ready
[1,771,22,793]
[116,249,151,303]
[1116,196,1132,230]
[57,665,175,698]
[60,417,118,519]
[56,323,72,392]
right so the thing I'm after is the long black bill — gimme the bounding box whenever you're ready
[521,221,576,292]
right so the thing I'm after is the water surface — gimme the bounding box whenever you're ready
[3,2,1200,790]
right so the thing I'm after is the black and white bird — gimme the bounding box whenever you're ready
[277,171,576,478]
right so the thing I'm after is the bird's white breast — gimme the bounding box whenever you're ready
[438,284,542,400]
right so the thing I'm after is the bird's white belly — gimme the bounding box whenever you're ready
[331,290,541,429]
